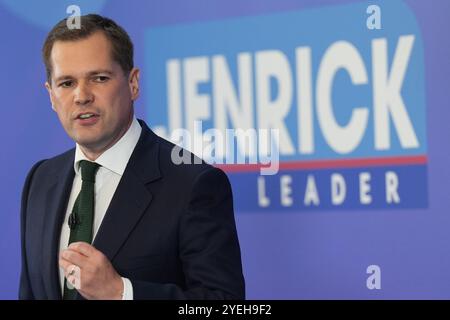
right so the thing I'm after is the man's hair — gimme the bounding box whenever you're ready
[42,14,134,83]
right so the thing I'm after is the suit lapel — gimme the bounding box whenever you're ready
[92,171,153,262]
[93,121,162,263]
[41,152,75,300]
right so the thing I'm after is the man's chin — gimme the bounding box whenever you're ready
[73,136,106,151]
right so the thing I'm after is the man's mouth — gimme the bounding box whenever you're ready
[78,113,96,119]
[76,112,99,119]
[75,112,100,125]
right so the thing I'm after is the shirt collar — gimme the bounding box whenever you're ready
[74,117,142,176]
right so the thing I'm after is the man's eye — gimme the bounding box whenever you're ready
[94,76,109,82]
[59,81,73,88]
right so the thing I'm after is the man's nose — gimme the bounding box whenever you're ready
[74,83,94,105]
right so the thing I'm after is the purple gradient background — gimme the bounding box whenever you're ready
[0,0,449,299]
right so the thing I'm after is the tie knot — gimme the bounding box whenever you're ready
[79,160,100,182]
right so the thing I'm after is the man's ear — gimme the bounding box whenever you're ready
[45,81,56,111]
[128,68,140,101]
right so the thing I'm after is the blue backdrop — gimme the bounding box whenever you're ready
[1,0,449,299]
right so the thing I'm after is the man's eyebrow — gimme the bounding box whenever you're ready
[86,70,115,77]
[53,70,115,83]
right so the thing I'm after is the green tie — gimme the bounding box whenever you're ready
[63,160,100,300]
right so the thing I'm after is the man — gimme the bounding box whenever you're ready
[19,14,245,300]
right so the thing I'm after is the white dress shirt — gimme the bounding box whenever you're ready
[58,117,142,300]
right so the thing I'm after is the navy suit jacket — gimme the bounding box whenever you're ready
[19,120,245,300]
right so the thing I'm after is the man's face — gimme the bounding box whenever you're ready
[45,31,139,156]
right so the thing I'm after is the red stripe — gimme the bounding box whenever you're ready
[215,155,427,173]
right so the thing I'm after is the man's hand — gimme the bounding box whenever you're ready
[59,242,123,300]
